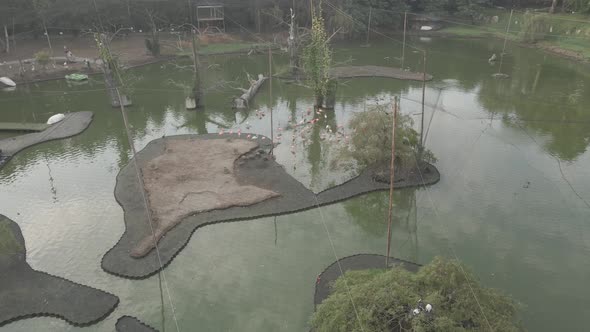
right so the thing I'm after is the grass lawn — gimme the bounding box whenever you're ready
[438,9,590,60]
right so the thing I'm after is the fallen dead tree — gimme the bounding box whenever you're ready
[233,73,267,109]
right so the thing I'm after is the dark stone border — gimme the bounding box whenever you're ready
[0,111,93,168]
[116,315,159,332]
[0,214,119,328]
[101,134,439,279]
[313,254,421,308]
[279,65,434,82]
[330,65,433,81]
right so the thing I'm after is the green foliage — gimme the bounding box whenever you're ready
[303,2,333,104]
[327,0,408,37]
[311,257,524,332]
[34,50,51,68]
[344,107,436,169]
[520,13,550,43]
[565,0,590,13]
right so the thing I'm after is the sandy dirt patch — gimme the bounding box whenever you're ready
[131,138,280,257]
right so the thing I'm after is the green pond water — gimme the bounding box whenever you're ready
[1,37,590,331]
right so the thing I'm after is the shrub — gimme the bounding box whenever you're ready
[145,38,161,56]
[520,13,550,43]
[343,106,436,169]
[34,50,51,69]
[312,257,524,332]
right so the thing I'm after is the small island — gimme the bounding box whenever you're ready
[0,112,93,168]
[102,129,439,279]
[116,316,159,332]
[0,214,118,328]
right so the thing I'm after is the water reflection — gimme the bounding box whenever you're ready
[344,189,419,261]
[1,37,590,332]
[477,57,590,161]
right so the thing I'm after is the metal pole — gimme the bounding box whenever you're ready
[401,12,407,68]
[385,97,398,267]
[269,46,274,155]
[420,51,426,150]
[498,9,513,75]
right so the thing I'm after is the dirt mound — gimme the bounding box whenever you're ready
[131,138,280,257]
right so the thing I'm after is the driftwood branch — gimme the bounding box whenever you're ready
[326,27,343,43]
[233,74,267,109]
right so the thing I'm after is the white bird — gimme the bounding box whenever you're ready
[412,308,420,315]
[425,304,432,312]
[488,53,497,63]
[47,113,65,125]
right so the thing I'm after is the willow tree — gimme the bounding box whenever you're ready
[343,107,436,171]
[303,0,334,108]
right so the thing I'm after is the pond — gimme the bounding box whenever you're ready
[1,36,589,332]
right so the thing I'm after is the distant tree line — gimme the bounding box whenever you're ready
[0,0,587,40]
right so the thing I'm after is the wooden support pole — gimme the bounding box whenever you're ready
[268,46,274,154]
[365,7,372,45]
[401,12,407,68]
[385,97,398,268]
[420,51,426,150]
[42,20,52,55]
[498,9,513,75]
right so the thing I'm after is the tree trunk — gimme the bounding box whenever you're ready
[322,80,337,109]
[288,8,299,76]
[4,25,9,53]
[233,74,267,109]
[255,0,261,33]
[42,20,52,54]
[549,0,558,13]
[188,31,202,110]
[146,10,160,56]
[12,18,16,53]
